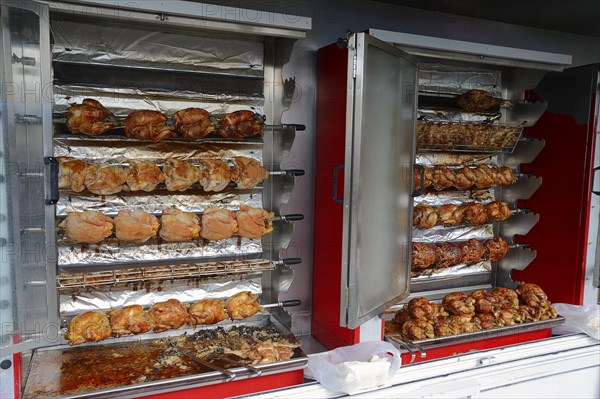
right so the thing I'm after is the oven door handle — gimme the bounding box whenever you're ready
[332,164,344,205]
[593,166,600,196]
[44,156,59,205]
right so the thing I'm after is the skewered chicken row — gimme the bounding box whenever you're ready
[231,157,270,189]
[236,205,275,239]
[83,164,130,195]
[59,211,114,244]
[174,107,217,139]
[414,165,516,192]
[114,209,160,243]
[124,110,176,142]
[413,201,512,229]
[456,89,507,112]
[64,311,112,346]
[219,110,264,139]
[57,156,88,192]
[65,98,117,135]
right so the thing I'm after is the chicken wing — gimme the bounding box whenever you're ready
[65,311,112,345]
[413,204,438,229]
[174,107,217,138]
[163,159,201,191]
[200,208,238,240]
[57,156,88,192]
[462,202,488,225]
[65,98,117,135]
[124,110,176,142]
[219,110,264,139]
[148,298,189,333]
[126,160,165,192]
[197,159,231,192]
[189,299,229,325]
[59,211,114,243]
[231,157,269,189]
[114,209,160,243]
[437,204,464,226]
[159,208,201,242]
[236,205,275,239]
[109,305,154,336]
[83,164,130,195]
[225,291,263,320]
[485,201,512,222]
[456,89,505,112]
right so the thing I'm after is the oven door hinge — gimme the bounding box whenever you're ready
[352,55,357,79]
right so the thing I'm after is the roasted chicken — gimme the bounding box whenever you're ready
[163,159,201,192]
[459,238,485,264]
[437,204,464,226]
[495,166,517,186]
[200,208,238,240]
[231,157,270,189]
[412,242,438,269]
[413,204,438,229]
[174,107,217,139]
[126,160,165,192]
[486,200,512,222]
[516,283,550,308]
[442,292,475,316]
[236,205,275,239]
[225,291,263,320]
[148,298,189,333]
[462,202,488,225]
[65,98,117,135]
[197,159,231,192]
[456,89,506,112]
[57,156,88,192]
[453,166,478,190]
[189,299,229,325]
[432,166,456,191]
[484,236,509,262]
[59,211,114,243]
[124,110,176,142]
[472,165,497,188]
[114,209,160,243]
[469,290,497,314]
[407,297,447,322]
[435,242,463,268]
[434,315,480,336]
[414,165,517,192]
[219,110,264,139]
[83,164,130,195]
[402,319,435,340]
[109,305,154,336]
[65,311,112,345]
[159,208,201,242]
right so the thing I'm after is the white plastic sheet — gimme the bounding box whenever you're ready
[552,303,600,340]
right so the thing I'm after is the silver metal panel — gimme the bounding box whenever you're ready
[342,33,416,329]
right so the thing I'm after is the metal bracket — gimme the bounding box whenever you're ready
[497,247,538,289]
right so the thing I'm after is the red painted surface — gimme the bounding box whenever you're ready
[400,328,552,365]
[13,352,21,399]
[312,41,361,349]
[139,370,304,399]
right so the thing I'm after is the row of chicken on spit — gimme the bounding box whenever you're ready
[58,155,269,195]
[66,98,265,141]
[413,201,512,229]
[59,206,274,244]
[414,164,517,191]
[65,291,264,346]
[386,283,558,341]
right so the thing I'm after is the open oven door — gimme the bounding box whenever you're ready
[341,33,417,329]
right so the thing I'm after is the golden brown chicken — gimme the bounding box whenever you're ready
[407,297,447,321]
[456,89,506,112]
[114,209,160,243]
[57,156,88,192]
[432,166,456,191]
[453,166,477,190]
[219,110,264,139]
[163,159,201,192]
[402,319,435,340]
[434,315,480,336]
[484,236,509,262]
[225,291,263,320]
[197,159,232,192]
[411,242,438,269]
[188,299,229,325]
[462,202,488,225]
[460,238,485,264]
[516,283,550,308]
[494,306,519,326]
[174,107,217,139]
[148,298,189,333]
[413,204,438,229]
[442,292,475,316]
[109,305,154,336]
[472,165,496,188]
[469,289,497,314]
[126,160,165,192]
[59,211,114,243]
[83,164,130,195]
[437,204,464,226]
[200,208,238,240]
[491,287,519,308]
[495,166,517,186]
[65,98,117,135]
[65,311,112,345]
[231,157,270,189]
[159,208,201,242]
[486,201,512,222]
[393,307,411,326]
[236,205,275,239]
[124,110,176,142]
[414,166,433,191]
[436,242,464,268]
[473,313,498,329]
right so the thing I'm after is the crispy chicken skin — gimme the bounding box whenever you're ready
[225,291,263,320]
[149,299,189,333]
[442,292,475,316]
[411,242,438,269]
[402,319,435,340]
[436,242,463,268]
[65,311,112,345]
[109,305,154,336]
[413,204,438,229]
[456,89,505,112]
[159,208,201,242]
[453,167,477,190]
[516,283,550,308]
[437,204,464,226]
[460,238,485,264]
[484,236,510,262]
[462,202,488,225]
[236,205,275,239]
[163,159,201,192]
[197,159,231,192]
[83,164,130,195]
[114,209,160,243]
[189,299,229,325]
[469,289,497,314]
[57,156,88,192]
[495,166,517,186]
[174,107,216,138]
[472,165,496,188]
[219,110,264,139]
[407,297,447,321]
[491,287,519,308]
[126,160,165,192]
[432,166,456,191]
[66,98,116,135]
[200,208,238,240]
[59,211,114,243]
[486,201,512,222]
[231,157,270,189]
[124,110,176,142]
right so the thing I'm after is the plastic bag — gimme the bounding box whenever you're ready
[552,303,600,340]
[305,340,401,394]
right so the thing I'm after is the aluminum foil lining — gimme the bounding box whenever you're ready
[51,20,264,77]
[413,224,494,243]
[418,62,502,96]
[416,153,499,167]
[411,261,492,280]
[59,276,262,316]
[414,189,494,206]
[418,108,501,123]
